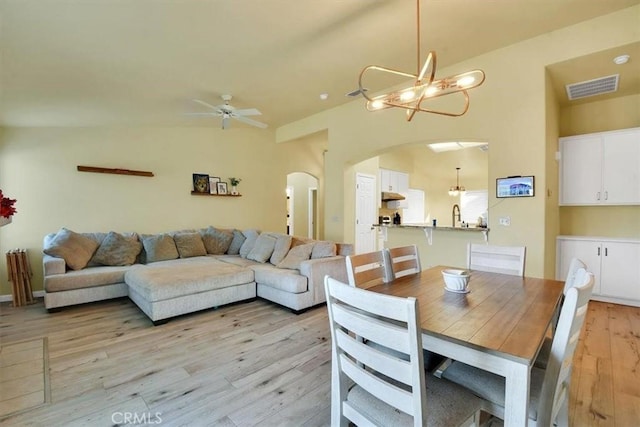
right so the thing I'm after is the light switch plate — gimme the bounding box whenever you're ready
[499,216,511,226]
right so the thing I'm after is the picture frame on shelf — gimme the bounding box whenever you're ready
[209,176,221,194]
[192,173,210,194]
[217,182,228,195]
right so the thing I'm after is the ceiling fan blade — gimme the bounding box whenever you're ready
[233,108,262,117]
[184,112,222,116]
[233,114,268,129]
[191,99,219,110]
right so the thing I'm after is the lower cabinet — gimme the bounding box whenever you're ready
[557,236,640,307]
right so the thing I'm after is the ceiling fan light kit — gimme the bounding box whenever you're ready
[358,0,485,119]
[188,95,268,130]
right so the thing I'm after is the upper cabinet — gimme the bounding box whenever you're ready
[560,127,640,206]
[379,168,409,194]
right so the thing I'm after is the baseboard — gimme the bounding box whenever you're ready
[0,291,45,302]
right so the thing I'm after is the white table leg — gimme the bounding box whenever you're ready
[503,362,531,426]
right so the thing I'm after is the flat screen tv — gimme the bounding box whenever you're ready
[496,176,534,198]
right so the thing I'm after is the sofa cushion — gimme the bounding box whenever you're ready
[239,229,260,258]
[311,241,337,259]
[91,231,142,266]
[276,243,314,270]
[44,265,135,292]
[227,229,246,255]
[246,234,277,263]
[141,234,179,263]
[174,232,207,258]
[43,228,100,270]
[253,266,308,293]
[200,226,233,254]
[270,234,292,265]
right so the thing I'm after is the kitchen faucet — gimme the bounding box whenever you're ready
[452,204,461,227]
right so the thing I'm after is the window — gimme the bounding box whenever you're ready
[460,190,488,225]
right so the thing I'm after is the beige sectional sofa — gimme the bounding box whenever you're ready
[42,227,353,324]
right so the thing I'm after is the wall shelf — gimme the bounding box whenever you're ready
[77,165,154,177]
[190,191,242,197]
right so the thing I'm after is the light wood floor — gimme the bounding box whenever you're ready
[0,297,638,426]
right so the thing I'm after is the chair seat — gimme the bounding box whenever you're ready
[348,375,482,427]
[441,360,546,421]
[534,336,553,369]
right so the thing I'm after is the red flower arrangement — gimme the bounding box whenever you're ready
[0,190,17,218]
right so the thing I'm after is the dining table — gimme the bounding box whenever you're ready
[367,265,565,427]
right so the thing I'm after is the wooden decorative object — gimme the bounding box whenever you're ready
[6,249,34,307]
[77,165,154,177]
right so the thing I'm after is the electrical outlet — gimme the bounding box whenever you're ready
[499,216,511,226]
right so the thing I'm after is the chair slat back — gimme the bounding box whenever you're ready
[345,251,388,288]
[467,243,526,276]
[538,268,594,426]
[386,245,421,280]
[325,276,427,426]
[563,257,586,294]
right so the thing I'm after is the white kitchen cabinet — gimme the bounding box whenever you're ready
[379,168,409,194]
[559,127,640,205]
[557,236,640,307]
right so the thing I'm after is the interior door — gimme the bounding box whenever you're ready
[355,173,377,254]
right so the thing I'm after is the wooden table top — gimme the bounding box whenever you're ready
[367,266,565,364]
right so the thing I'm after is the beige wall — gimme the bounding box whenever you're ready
[0,127,323,295]
[281,5,639,279]
[558,94,640,239]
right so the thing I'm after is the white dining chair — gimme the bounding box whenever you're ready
[385,244,422,280]
[441,268,595,427]
[534,257,587,369]
[345,250,389,289]
[324,276,482,426]
[467,243,526,276]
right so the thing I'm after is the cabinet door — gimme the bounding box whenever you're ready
[602,129,640,204]
[557,239,601,295]
[397,172,409,194]
[600,242,640,301]
[560,135,602,205]
[380,169,392,192]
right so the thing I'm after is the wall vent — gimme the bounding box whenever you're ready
[565,74,619,101]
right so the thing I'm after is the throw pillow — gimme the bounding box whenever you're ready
[200,226,234,254]
[91,231,142,266]
[276,243,314,270]
[227,229,246,255]
[311,241,337,259]
[43,228,99,270]
[141,234,179,263]
[173,232,207,258]
[270,234,292,265]
[239,229,260,258]
[246,234,277,263]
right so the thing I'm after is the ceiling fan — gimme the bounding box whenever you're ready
[188,94,268,130]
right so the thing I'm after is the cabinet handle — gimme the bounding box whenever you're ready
[597,247,600,256]
[605,247,608,256]
[596,192,600,200]
[604,191,608,200]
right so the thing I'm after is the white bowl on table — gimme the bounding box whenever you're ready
[442,269,471,293]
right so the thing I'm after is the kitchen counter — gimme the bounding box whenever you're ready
[374,223,489,244]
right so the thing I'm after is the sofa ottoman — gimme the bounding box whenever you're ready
[125,257,256,324]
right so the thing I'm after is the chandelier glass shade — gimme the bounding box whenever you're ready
[448,167,465,196]
[358,0,485,119]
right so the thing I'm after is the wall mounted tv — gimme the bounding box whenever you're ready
[496,176,534,198]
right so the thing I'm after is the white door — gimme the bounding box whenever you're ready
[355,173,377,254]
[602,129,640,204]
[600,241,640,300]
[560,135,602,205]
[557,238,602,295]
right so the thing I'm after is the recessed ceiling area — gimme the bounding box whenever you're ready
[548,42,640,107]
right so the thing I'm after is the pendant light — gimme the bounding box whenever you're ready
[448,167,465,196]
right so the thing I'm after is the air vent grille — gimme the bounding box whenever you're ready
[566,74,619,100]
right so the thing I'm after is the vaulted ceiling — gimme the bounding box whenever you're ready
[1,0,638,128]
